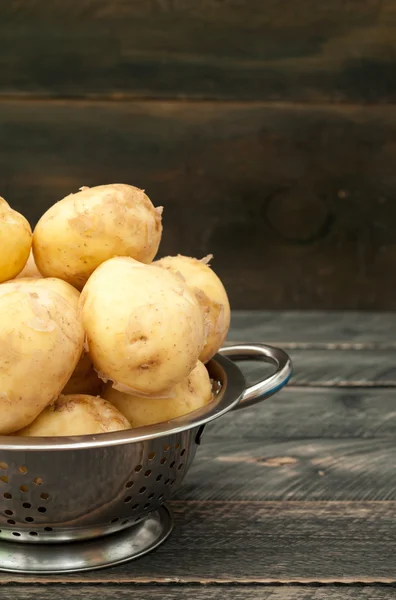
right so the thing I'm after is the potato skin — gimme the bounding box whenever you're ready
[16,250,41,279]
[16,394,131,437]
[0,197,32,283]
[33,184,163,289]
[155,255,230,363]
[6,276,80,311]
[104,361,212,428]
[80,257,205,394]
[62,351,102,396]
[0,283,84,433]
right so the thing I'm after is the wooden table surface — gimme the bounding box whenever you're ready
[3,310,396,599]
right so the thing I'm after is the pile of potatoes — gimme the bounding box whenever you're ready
[0,185,230,437]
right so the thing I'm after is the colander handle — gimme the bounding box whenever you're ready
[219,343,292,410]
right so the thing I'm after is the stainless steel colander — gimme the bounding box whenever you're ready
[0,343,291,573]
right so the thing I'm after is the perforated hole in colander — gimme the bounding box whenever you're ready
[3,493,11,500]
[160,458,166,465]
[40,493,50,500]
[180,449,186,456]
[0,462,8,470]
[0,476,8,484]
[22,502,31,509]
[4,510,13,516]
[33,477,43,486]
[148,452,156,460]
[37,507,46,513]
[145,470,152,477]
[134,465,142,473]
[124,496,132,503]
[18,465,27,475]
[125,481,133,488]
[20,485,28,493]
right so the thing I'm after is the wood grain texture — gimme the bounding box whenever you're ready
[4,101,396,309]
[1,0,396,102]
[2,501,396,583]
[2,586,394,599]
[181,388,396,501]
[229,311,396,347]
[237,348,396,387]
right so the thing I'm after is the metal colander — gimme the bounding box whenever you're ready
[0,343,291,573]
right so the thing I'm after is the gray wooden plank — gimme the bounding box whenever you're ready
[229,311,396,347]
[208,387,396,441]
[178,388,396,501]
[1,586,394,599]
[235,348,396,387]
[1,501,396,583]
[1,0,396,102]
[5,101,396,309]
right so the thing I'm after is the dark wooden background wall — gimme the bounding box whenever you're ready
[1,0,396,310]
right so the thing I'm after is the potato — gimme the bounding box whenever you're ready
[6,276,80,311]
[16,394,131,437]
[0,283,84,433]
[155,254,230,363]
[80,257,205,394]
[16,250,41,279]
[33,184,163,289]
[0,197,32,283]
[62,351,102,396]
[104,361,212,428]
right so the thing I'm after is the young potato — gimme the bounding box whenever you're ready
[16,250,42,279]
[33,184,163,289]
[80,257,205,395]
[155,254,230,363]
[0,283,84,433]
[104,361,212,428]
[62,351,102,396]
[6,276,80,311]
[16,394,131,437]
[0,197,32,283]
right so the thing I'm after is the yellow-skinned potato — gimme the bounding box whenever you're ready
[62,351,102,396]
[80,257,205,395]
[0,283,84,433]
[6,276,80,311]
[155,254,230,363]
[33,184,163,289]
[0,197,32,283]
[16,250,41,279]
[104,361,212,428]
[16,394,131,437]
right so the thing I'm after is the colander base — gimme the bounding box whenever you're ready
[0,505,172,574]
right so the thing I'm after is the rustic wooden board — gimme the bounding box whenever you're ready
[207,387,396,440]
[2,586,394,599]
[2,501,396,583]
[229,311,396,347]
[180,388,396,501]
[1,0,396,102]
[4,101,396,309]
[236,348,396,387]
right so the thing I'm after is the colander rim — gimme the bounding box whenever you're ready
[0,353,246,451]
